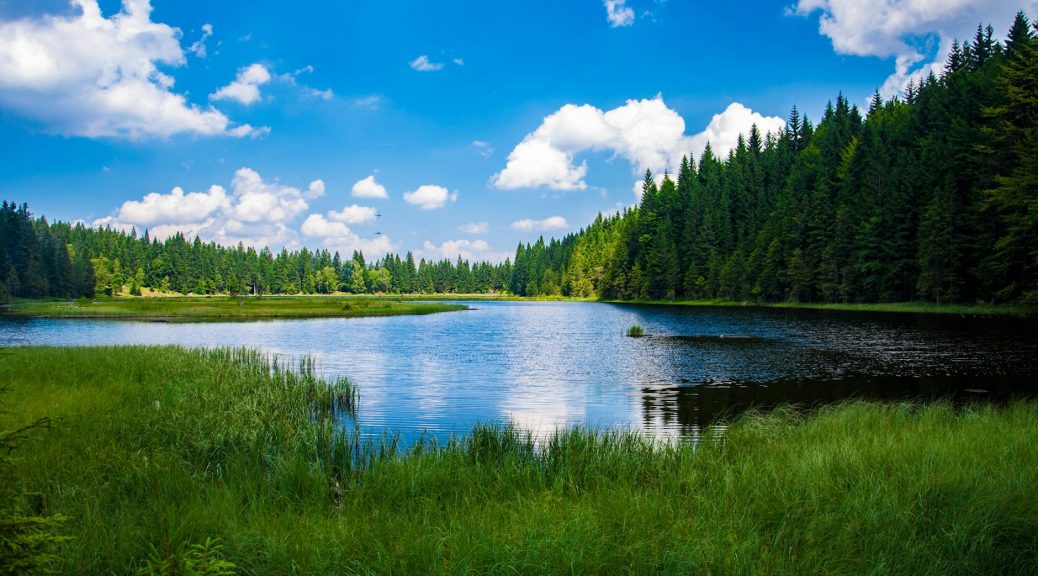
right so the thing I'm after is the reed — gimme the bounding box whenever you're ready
[2,346,1036,574]
[626,324,645,337]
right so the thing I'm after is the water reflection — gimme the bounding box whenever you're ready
[1,302,1036,445]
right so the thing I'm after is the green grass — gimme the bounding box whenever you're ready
[3,346,1038,574]
[626,324,645,337]
[610,297,1038,316]
[2,296,467,320]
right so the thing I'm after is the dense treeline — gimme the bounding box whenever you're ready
[2,14,1035,304]
[0,201,511,299]
[514,13,1038,305]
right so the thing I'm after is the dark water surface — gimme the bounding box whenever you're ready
[2,301,1037,442]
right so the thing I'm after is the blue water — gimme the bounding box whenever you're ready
[2,301,1036,442]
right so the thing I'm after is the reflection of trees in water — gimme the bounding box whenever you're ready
[639,375,1037,440]
[630,328,1038,440]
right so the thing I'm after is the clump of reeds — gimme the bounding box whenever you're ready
[626,324,645,337]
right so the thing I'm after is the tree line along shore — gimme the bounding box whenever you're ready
[3,14,1038,309]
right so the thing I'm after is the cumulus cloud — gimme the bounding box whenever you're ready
[511,216,568,232]
[301,213,349,238]
[328,204,377,225]
[229,167,310,223]
[794,0,1037,97]
[493,96,783,192]
[417,239,512,263]
[458,222,489,234]
[210,63,271,105]
[410,55,444,72]
[100,167,329,249]
[351,174,389,199]
[403,185,457,210]
[688,102,785,160]
[0,0,262,139]
[116,185,230,225]
[188,23,213,58]
[304,179,325,200]
[301,214,397,256]
[604,0,635,27]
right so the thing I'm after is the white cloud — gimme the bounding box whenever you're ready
[188,23,213,58]
[116,185,230,225]
[604,0,635,27]
[0,0,262,139]
[687,102,786,161]
[229,167,310,223]
[458,222,489,234]
[472,140,495,158]
[794,0,1037,97]
[210,63,271,105]
[410,55,444,72]
[351,174,389,199]
[302,214,397,256]
[417,239,512,263]
[100,167,326,249]
[403,185,457,210]
[328,204,377,225]
[493,96,784,191]
[301,213,349,238]
[511,216,568,232]
[453,57,465,66]
[305,179,325,200]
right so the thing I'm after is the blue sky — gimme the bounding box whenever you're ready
[0,0,1032,262]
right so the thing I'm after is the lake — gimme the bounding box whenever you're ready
[2,301,1037,443]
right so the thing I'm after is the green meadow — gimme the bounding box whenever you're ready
[2,296,467,320]
[2,346,1037,574]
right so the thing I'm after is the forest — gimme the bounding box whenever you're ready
[1,13,1036,305]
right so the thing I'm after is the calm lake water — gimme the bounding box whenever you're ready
[2,301,1037,442]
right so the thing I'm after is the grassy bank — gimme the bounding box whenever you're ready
[608,297,1038,316]
[2,296,467,320]
[2,346,1037,574]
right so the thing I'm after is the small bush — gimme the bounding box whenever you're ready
[626,324,645,337]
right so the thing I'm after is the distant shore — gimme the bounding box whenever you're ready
[1,295,467,320]
[383,293,1038,316]
[4,293,1035,320]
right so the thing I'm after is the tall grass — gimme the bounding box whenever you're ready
[2,346,1037,574]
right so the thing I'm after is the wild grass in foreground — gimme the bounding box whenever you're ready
[3,296,466,320]
[2,346,1037,574]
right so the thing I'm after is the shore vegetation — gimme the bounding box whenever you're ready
[2,346,1036,574]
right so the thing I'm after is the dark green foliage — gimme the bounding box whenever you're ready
[501,13,1038,305]
[0,391,68,575]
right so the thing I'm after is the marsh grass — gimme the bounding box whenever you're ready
[4,296,466,320]
[626,324,645,337]
[2,347,1037,574]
